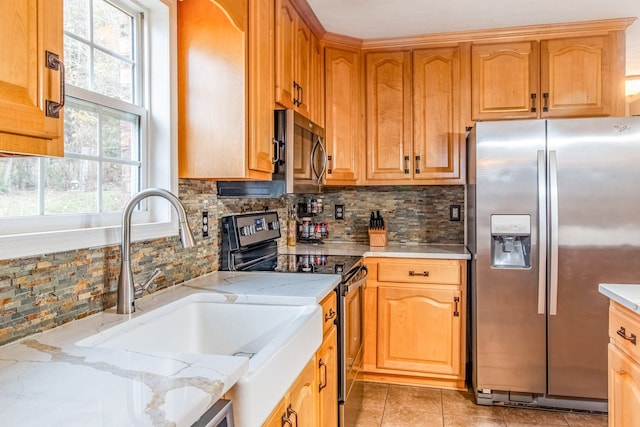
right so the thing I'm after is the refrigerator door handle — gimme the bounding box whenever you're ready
[549,150,559,316]
[537,150,547,315]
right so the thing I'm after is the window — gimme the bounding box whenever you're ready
[0,0,176,260]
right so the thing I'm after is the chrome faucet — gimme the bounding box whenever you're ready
[117,188,196,314]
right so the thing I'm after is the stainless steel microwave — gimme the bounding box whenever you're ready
[216,109,326,198]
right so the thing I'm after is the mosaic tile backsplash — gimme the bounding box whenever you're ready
[0,181,463,345]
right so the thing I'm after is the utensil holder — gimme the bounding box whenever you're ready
[368,228,387,247]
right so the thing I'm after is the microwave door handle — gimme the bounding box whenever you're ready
[310,136,327,183]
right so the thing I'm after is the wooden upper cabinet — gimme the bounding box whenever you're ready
[310,34,325,126]
[275,0,320,120]
[324,47,361,184]
[0,0,64,157]
[541,36,612,117]
[413,47,465,184]
[472,33,624,120]
[471,41,539,120]
[178,0,274,180]
[365,51,412,182]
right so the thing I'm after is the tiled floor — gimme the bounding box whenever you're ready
[353,382,608,427]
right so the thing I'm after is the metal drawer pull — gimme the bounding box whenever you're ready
[282,414,293,426]
[408,270,429,277]
[324,308,336,322]
[318,359,327,391]
[617,327,637,345]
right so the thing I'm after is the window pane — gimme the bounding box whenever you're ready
[93,49,133,102]
[0,158,39,217]
[101,109,139,160]
[103,163,138,212]
[44,158,98,215]
[93,0,133,59]
[64,0,90,39]
[64,101,99,156]
[64,36,91,90]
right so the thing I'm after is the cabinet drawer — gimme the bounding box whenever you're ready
[609,303,640,361]
[320,291,337,336]
[377,260,460,285]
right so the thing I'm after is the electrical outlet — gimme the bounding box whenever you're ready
[449,205,461,221]
[335,204,345,220]
[202,210,209,238]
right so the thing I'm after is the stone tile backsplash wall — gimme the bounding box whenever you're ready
[297,186,464,244]
[0,182,463,346]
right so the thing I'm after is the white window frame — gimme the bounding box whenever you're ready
[0,0,178,261]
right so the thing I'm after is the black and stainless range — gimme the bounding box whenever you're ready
[221,211,367,427]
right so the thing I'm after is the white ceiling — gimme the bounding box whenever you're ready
[306,0,640,76]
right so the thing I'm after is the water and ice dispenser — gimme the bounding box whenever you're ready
[490,215,531,268]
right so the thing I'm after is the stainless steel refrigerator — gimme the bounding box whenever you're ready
[466,117,640,411]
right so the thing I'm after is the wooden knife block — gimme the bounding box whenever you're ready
[368,228,387,247]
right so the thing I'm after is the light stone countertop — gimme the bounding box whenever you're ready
[599,283,640,315]
[281,241,471,260]
[0,271,341,427]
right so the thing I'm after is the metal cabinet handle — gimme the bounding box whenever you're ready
[293,81,300,106]
[415,155,421,174]
[543,92,549,113]
[324,308,336,322]
[299,84,303,107]
[45,51,65,118]
[408,270,429,277]
[454,296,460,317]
[286,404,298,426]
[318,359,327,391]
[327,155,333,175]
[404,156,410,174]
[530,93,537,113]
[617,327,637,345]
[282,414,293,426]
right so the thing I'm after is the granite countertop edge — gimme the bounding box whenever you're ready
[599,283,640,315]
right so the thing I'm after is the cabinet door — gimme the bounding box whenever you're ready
[413,47,464,184]
[247,0,274,177]
[541,35,611,118]
[275,0,296,109]
[365,51,412,182]
[471,41,539,120]
[262,399,287,427]
[309,34,324,126]
[294,18,312,118]
[0,0,64,156]
[317,327,338,427]
[377,286,462,376]
[288,357,317,427]
[324,47,361,184]
[608,344,640,427]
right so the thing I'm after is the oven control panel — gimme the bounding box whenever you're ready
[225,211,281,249]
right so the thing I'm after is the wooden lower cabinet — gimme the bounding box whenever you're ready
[263,292,337,427]
[263,357,317,427]
[363,257,466,390]
[607,302,640,427]
[317,326,338,427]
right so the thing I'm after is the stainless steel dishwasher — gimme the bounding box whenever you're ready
[191,399,234,427]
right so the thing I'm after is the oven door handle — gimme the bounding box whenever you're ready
[342,265,368,295]
[342,264,367,285]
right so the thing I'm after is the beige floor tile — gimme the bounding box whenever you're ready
[503,407,569,426]
[444,414,508,427]
[361,382,390,409]
[441,390,508,420]
[562,412,608,427]
[352,405,385,427]
[385,384,443,416]
[381,406,444,427]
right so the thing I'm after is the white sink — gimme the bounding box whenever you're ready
[76,292,322,426]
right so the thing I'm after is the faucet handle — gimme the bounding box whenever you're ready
[134,268,162,298]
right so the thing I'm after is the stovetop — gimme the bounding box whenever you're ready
[273,254,362,275]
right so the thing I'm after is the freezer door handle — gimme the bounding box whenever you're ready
[537,150,546,315]
[549,150,559,316]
